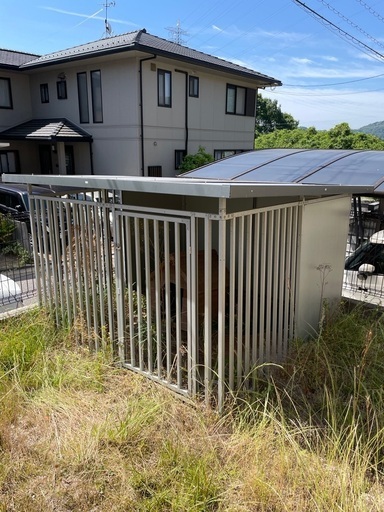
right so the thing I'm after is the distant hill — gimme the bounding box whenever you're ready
[356,121,384,139]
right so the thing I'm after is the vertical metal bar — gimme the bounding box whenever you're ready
[46,200,59,324]
[244,214,252,382]
[58,201,70,325]
[236,216,244,388]
[125,217,135,367]
[174,223,182,389]
[134,218,144,370]
[163,221,172,379]
[204,217,212,402]
[252,212,260,384]
[105,202,115,342]
[144,218,153,373]
[271,209,280,361]
[29,197,43,305]
[93,200,106,345]
[115,211,126,364]
[66,202,77,330]
[87,204,99,349]
[80,204,92,339]
[72,203,84,334]
[277,208,287,360]
[259,212,267,363]
[228,217,236,391]
[51,199,65,320]
[217,198,227,412]
[188,216,197,395]
[289,205,300,341]
[265,210,274,361]
[40,200,53,308]
[283,207,293,356]
[154,219,162,379]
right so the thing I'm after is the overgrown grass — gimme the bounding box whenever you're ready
[1,304,384,511]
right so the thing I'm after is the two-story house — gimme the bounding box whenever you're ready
[0,29,281,177]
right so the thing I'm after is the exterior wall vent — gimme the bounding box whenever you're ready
[148,165,162,177]
[150,63,157,72]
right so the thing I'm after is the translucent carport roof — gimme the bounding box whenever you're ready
[2,149,381,198]
[182,149,384,194]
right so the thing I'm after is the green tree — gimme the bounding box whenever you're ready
[255,94,299,137]
[255,122,384,150]
[178,146,214,173]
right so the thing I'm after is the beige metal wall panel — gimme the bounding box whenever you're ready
[295,195,351,338]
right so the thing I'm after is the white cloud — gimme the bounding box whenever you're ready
[212,25,223,32]
[290,57,313,65]
[321,56,338,62]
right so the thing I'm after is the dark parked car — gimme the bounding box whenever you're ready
[0,183,56,220]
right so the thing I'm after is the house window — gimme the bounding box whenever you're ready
[0,151,20,173]
[175,150,187,170]
[91,70,103,123]
[57,80,67,99]
[40,83,49,103]
[226,85,256,116]
[0,78,13,109]
[148,166,162,177]
[158,69,172,107]
[77,72,89,123]
[214,149,245,160]
[189,76,199,98]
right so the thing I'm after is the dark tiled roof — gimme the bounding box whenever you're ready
[0,118,92,142]
[0,49,40,68]
[21,29,281,86]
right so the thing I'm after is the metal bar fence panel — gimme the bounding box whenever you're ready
[29,195,302,405]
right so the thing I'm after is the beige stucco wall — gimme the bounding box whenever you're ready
[0,71,32,130]
[3,51,260,177]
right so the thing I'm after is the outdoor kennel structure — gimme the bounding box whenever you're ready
[3,149,375,408]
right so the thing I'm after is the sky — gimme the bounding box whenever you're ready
[2,0,384,130]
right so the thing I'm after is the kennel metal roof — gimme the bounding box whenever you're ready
[3,149,384,198]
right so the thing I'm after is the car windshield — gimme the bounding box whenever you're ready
[345,241,384,273]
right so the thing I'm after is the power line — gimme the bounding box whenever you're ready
[291,0,384,62]
[314,0,384,51]
[354,0,384,25]
[284,72,384,87]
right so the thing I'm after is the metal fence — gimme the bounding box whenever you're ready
[28,192,300,408]
[343,197,384,304]
[0,215,36,314]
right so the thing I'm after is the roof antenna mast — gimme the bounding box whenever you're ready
[102,1,115,37]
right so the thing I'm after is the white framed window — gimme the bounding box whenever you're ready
[226,84,256,116]
[0,78,12,109]
[77,72,89,123]
[0,150,20,173]
[158,69,172,107]
[91,70,103,123]
[175,149,187,169]
[189,76,199,98]
[40,83,49,103]
[57,80,67,100]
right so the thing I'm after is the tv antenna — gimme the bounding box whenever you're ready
[166,20,188,45]
[102,1,115,37]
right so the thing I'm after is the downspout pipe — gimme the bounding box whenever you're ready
[175,69,189,155]
[139,54,157,176]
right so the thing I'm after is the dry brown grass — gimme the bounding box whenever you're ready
[1,308,384,511]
